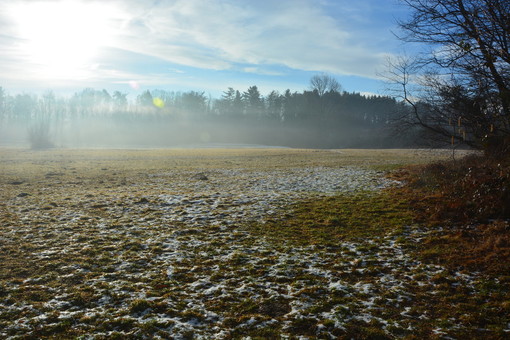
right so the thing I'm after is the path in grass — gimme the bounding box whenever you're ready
[1,148,504,339]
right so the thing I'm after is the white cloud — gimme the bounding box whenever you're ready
[242,67,286,76]
[112,0,393,77]
[0,0,403,92]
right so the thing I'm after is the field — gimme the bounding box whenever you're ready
[1,147,507,339]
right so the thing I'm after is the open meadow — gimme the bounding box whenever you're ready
[1,147,507,339]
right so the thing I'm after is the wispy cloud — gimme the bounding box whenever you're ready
[112,0,390,77]
[0,0,405,93]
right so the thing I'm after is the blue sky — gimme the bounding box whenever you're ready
[0,0,412,99]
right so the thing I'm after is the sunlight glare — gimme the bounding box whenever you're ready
[153,97,165,108]
[10,1,119,79]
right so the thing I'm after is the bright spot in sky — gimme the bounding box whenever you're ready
[153,97,165,108]
[9,1,119,79]
[129,80,141,90]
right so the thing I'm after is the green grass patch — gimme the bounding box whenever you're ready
[248,191,414,247]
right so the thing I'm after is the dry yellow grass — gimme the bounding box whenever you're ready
[3,147,501,339]
[0,147,465,179]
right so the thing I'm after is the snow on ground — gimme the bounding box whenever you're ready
[0,151,499,338]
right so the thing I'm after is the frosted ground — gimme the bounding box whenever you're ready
[0,148,505,339]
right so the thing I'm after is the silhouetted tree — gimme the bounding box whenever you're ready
[12,94,37,122]
[215,87,236,117]
[137,90,154,107]
[179,91,208,116]
[309,74,342,119]
[265,90,284,120]
[113,91,128,110]
[243,86,264,118]
[310,74,341,97]
[394,0,510,154]
[232,90,244,116]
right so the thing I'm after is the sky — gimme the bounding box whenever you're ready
[0,0,412,99]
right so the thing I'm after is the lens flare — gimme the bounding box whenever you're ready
[153,97,165,108]
[129,80,141,90]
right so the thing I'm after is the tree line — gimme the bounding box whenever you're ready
[0,75,418,149]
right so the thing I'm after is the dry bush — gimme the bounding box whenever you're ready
[392,153,510,273]
[421,154,510,223]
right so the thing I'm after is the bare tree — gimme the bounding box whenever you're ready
[393,0,510,154]
[310,73,341,97]
[309,74,342,120]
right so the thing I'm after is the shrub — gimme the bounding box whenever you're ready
[394,153,510,273]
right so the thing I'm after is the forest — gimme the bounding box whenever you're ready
[0,79,417,149]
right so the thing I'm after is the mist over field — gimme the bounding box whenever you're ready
[0,85,421,150]
[0,117,401,149]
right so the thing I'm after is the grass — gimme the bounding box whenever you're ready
[390,153,510,274]
[378,152,510,339]
[1,147,508,338]
[248,191,414,247]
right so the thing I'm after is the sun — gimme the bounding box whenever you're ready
[10,1,119,79]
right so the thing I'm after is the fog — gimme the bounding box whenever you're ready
[0,82,421,150]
